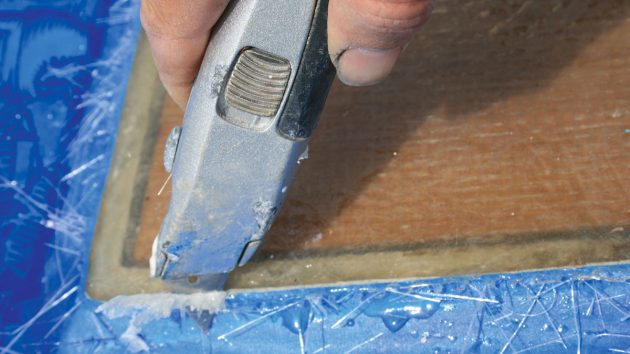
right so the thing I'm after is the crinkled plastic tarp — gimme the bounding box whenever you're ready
[1,1,630,353]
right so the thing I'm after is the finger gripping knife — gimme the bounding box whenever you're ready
[150,0,335,291]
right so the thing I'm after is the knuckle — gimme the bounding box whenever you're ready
[352,0,432,36]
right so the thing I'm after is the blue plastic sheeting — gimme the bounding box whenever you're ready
[0,0,139,351]
[1,1,630,353]
[76,265,630,354]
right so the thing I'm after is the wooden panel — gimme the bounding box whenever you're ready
[131,97,177,264]
[132,0,630,265]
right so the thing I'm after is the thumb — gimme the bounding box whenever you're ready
[328,0,432,86]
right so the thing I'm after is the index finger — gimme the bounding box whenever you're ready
[141,0,230,109]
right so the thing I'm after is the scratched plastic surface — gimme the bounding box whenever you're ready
[88,267,630,354]
[2,1,630,353]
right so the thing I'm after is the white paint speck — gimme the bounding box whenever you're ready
[420,331,430,344]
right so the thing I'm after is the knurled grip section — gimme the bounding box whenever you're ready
[225,48,291,117]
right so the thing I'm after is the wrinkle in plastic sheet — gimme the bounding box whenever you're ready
[1,1,630,353]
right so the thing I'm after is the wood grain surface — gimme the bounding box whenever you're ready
[132,0,630,265]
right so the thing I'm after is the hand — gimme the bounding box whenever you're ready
[141,0,432,109]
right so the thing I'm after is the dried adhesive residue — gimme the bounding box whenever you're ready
[252,199,277,240]
[96,292,226,353]
[96,292,226,323]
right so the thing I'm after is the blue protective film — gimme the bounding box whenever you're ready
[0,0,138,351]
[1,1,630,353]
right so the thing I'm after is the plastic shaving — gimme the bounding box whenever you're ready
[97,292,226,324]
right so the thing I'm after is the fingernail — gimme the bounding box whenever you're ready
[336,47,402,86]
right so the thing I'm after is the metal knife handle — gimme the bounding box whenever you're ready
[151,0,335,285]
[278,0,335,140]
